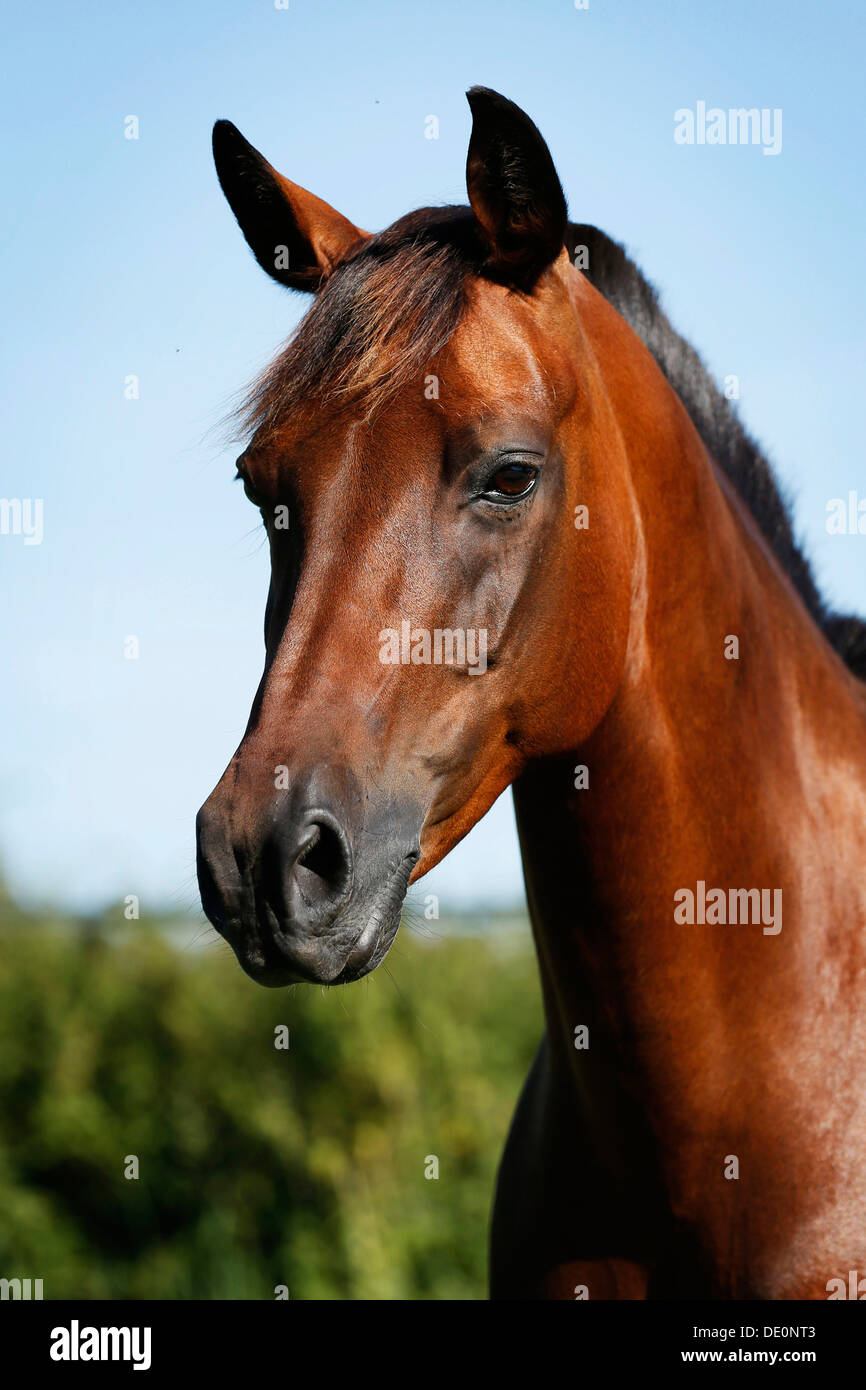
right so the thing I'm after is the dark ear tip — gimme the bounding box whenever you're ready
[466,86,518,117]
[212,120,247,159]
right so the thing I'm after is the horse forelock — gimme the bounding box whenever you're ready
[236,206,484,440]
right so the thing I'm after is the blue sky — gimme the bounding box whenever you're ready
[1,0,864,914]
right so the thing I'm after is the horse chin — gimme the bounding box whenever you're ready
[329,906,402,984]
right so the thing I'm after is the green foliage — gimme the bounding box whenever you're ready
[0,902,540,1300]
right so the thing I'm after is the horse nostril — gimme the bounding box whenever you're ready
[257,807,354,933]
[295,820,350,907]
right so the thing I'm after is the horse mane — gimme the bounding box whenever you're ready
[239,207,866,681]
[566,224,866,683]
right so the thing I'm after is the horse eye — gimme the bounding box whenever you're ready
[482,463,539,502]
[235,464,265,508]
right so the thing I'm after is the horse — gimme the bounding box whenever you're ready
[197,87,866,1300]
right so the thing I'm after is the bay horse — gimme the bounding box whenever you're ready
[197,88,866,1300]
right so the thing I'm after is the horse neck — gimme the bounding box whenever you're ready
[518,275,866,1100]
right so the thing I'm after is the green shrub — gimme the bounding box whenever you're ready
[0,903,540,1300]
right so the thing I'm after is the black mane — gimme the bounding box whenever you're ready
[567,223,866,682]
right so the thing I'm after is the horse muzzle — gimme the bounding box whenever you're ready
[195,768,420,986]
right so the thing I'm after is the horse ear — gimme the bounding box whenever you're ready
[212,121,367,291]
[465,88,568,290]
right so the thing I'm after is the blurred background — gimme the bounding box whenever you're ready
[0,0,863,1297]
